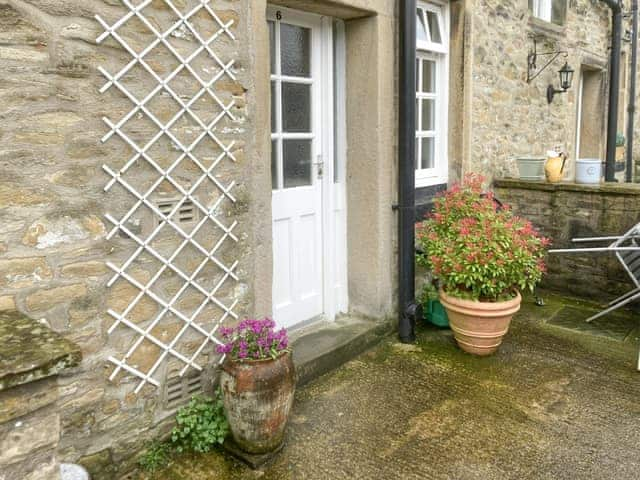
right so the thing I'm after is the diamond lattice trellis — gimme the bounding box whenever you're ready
[96,0,238,393]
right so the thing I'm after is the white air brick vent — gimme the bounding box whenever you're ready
[156,198,198,225]
[164,369,204,410]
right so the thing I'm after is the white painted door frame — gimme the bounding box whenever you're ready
[268,6,348,328]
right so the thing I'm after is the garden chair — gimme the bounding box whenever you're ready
[550,222,640,369]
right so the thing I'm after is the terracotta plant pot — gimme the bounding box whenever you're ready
[220,352,296,454]
[439,289,521,356]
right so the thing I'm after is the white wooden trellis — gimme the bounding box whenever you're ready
[96,0,238,393]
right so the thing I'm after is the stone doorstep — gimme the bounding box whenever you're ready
[289,315,394,387]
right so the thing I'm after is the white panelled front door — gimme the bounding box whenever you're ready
[269,8,347,329]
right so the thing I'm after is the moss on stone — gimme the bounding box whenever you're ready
[133,290,640,479]
[0,311,81,391]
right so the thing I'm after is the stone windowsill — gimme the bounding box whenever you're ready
[494,177,640,196]
[0,311,81,391]
[528,15,567,40]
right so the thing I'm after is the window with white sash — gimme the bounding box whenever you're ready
[416,2,448,188]
[529,0,566,25]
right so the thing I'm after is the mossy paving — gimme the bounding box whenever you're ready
[137,291,640,479]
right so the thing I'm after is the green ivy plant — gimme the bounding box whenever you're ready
[170,391,229,453]
[616,132,625,147]
[138,440,171,473]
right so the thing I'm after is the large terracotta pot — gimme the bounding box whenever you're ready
[220,352,296,454]
[439,289,521,356]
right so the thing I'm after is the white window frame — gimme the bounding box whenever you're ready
[416,1,449,188]
[532,0,552,22]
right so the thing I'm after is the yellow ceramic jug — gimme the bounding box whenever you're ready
[544,151,567,183]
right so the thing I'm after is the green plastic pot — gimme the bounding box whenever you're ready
[424,299,449,328]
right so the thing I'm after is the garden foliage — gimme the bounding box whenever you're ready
[416,174,549,302]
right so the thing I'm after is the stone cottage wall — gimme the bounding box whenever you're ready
[495,179,640,299]
[0,1,258,478]
[467,0,614,180]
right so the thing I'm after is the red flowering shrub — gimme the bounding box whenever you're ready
[416,174,549,302]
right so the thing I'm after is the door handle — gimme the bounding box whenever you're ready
[314,155,324,178]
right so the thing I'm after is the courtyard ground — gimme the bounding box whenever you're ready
[137,291,640,479]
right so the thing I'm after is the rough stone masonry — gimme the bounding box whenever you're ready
[0,1,258,478]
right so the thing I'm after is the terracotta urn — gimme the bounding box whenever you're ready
[220,352,296,454]
[439,289,521,356]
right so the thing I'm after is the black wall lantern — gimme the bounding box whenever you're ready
[527,36,574,103]
[547,62,575,103]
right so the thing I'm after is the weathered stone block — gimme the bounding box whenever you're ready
[107,271,158,323]
[0,412,60,466]
[0,256,52,289]
[22,215,106,250]
[61,260,109,278]
[0,377,58,424]
[0,295,16,312]
[495,179,640,298]
[0,183,50,208]
[25,284,88,312]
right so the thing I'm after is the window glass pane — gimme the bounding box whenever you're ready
[421,99,435,131]
[282,82,311,133]
[415,99,419,132]
[416,59,420,92]
[268,21,276,74]
[533,0,552,22]
[421,137,435,169]
[283,140,312,188]
[551,0,566,25]
[271,81,277,133]
[426,11,442,44]
[415,137,420,171]
[271,140,279,189]
[417,9,428,43]
[280,24,311,77]
[422,59,436,93]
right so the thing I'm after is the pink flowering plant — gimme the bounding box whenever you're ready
[416,174,549,302]
[216,318,289,361]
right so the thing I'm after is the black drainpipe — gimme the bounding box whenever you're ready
[626,0,638,183]
[398,0,420,343]
[602,0,623,182]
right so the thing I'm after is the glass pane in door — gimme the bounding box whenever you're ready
[268,21,276,74]
[271,140,279,189]
[282,82,311,132]
[283,140,312,188]
[280,24,311,77]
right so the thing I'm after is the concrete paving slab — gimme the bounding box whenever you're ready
[136,291,640,480]
[547,305,636,341]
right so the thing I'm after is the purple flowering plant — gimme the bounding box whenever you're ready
[216,317,289,361]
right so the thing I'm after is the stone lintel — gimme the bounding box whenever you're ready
[0,311,81,391]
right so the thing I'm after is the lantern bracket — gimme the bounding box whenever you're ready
[527,36,568,83]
